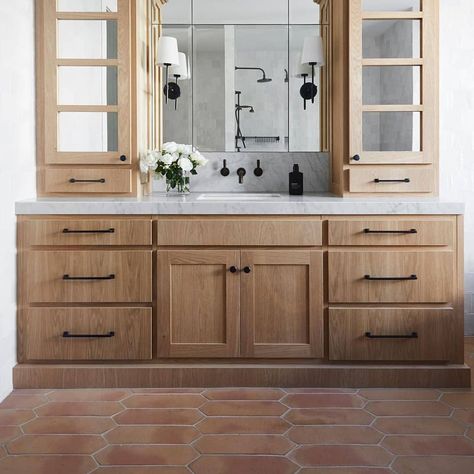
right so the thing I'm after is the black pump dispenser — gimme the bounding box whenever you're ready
[289,164,303,195]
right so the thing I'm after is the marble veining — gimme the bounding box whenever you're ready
[16,194,464,215]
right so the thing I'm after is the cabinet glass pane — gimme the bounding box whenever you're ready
[289,0,321,25]
[362,0,420,12]
[58,112,118,152]
[193,0,288,24]
[57,0,118,12]
[161,0,192,24]
[363,112,421,152]
[58,66,118,105]
[363,20,420,58]
[363,66,421,105]
[58,20,118,59]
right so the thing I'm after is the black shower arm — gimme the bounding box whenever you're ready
[235,67,266,76]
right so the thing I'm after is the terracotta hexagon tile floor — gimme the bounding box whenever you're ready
[0,338,473,473]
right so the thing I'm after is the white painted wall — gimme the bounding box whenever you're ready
[439,0,474,334]
[0,0,36,401]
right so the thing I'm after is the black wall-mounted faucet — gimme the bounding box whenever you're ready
[237,167,246,184]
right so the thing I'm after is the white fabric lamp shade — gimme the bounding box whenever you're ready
[170,52,188,79]
[301,36,325,66]
[157,36,179,66]
[295,54,313,78]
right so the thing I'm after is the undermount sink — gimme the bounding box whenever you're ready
[197,193,281,201]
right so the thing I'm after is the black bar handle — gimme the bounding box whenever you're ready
[63,228,115,234]
[243,266,252,274]
[63,331,115,339]
[364,274,417,281]
[364,228,417,235]
[63,274,115,281]
[374,178,410,183]
[69,178,106,184]
[365,332,418,339]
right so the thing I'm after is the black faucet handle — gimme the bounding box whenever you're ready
[254,159,263,177]
[220,159,230,177]
[237,167,246,184]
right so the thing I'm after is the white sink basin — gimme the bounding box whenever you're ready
[197,193,281,201]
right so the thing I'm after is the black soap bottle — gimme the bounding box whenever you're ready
[289,164,303,195]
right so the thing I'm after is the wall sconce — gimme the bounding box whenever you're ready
[156,36,179,104]
[300,36,325,109]
[167,52,189,110]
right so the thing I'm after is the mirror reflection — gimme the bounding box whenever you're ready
[157,0,325,153]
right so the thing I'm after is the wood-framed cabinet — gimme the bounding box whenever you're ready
[330,0,439,196]
[36,0,138,196]
[157,249,324,359]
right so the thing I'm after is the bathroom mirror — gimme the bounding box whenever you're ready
[155,0,326,153]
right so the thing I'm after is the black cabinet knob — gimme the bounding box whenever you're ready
[120,155,127,162]
[229,266,238,273]
[243,266,252,274]
[352,154,361,161]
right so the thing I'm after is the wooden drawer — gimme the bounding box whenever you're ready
[349,167,433,193]
[20,218,152,246]
[44,169,132,194]
[328,251,454,303]
[328,218,455,247]
[329,308,462,362]
[23,308,152,360]
[22,250,152,303]
[157,218,322,246]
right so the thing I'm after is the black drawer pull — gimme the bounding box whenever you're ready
[63,331,115,339]
[352,154,361,161]
[365,332,418,339]
[364,274,417,281]
[364,228,417,235]
[229,266,239,273]
[374,178,410,183]
[243,266,252,274]
[69,178,106,184]
[63,274,115,281]
[63,228,115,234]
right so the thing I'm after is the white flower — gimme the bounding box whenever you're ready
[191,151,208,166]
[161,153,174,165]
[171,152,180,162]
[183,145,193,156]
[176,143,187,154]
[162,142,178,154]
[178,156,193,172]
[140,151,158,172]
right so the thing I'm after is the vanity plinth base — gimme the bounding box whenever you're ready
[13,363,471,389]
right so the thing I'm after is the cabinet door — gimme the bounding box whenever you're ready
[349,0,437,166]
[157,250,240,357]
[241,250,324,358]
[40,0,131,166]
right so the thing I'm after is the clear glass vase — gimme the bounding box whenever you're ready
[166,171,190,195]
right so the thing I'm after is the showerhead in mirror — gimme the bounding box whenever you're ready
[235,66,272,83]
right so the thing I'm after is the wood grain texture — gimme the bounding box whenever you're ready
[12,364,470,389]
[328,218,455,247]
[22,250,152,303]
[156,218,323,247]
[328,250,454,303]
[329,307,463,363]
[22,307,152,361]
[19,218,152,246]
[349,166,433,193]
[157,250,240,358]
[240,250,324,358]
[44,168,133,194]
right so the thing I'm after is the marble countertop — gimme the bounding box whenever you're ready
[15,193,465,215]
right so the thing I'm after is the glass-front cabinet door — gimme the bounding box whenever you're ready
[349,0,437,165]
[42,0,131,165]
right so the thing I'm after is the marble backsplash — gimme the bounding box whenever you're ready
[152,152,330,193]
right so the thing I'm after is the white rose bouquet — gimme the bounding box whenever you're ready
[140,142,208,194]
